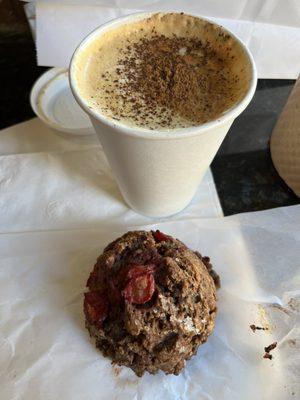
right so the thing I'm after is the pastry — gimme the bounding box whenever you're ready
[84,230,219,376]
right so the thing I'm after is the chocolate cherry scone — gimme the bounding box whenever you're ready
[84,230,219,376]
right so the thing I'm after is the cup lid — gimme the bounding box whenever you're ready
[30,68,95,136]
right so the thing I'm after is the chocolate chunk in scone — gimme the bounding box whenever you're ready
[84,230,219,376]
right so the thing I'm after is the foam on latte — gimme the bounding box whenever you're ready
[73,13,252,130]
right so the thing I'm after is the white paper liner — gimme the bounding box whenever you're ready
[1,206,299,399]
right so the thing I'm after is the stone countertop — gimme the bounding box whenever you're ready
[1,32,299,216]
[211,79,299,215]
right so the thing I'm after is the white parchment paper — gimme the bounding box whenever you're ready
[1,206,300,399]
[33,0,300,78]
[0,119,222,233]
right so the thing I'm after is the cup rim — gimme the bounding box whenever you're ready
[69,11,257,140]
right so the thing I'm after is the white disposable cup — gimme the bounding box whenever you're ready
[70,12,257,217]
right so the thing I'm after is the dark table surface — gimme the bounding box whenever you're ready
[1,31,299,216]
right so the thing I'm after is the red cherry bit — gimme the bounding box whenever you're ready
[123,273,155,305]
[127,264,155,280]
[84,291,108,327]
[152,230,170,242]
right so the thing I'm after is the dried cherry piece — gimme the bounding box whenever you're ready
[152,230,170,242]
[122,273,155,305]
[127,264,155,280]
[84,291,108,327]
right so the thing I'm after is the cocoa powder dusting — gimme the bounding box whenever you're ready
[104,33,239,129]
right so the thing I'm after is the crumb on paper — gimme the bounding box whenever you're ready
[263,353,272,360]
[263,341,277,360]
[264,342,277,353]
[250,324,268,333]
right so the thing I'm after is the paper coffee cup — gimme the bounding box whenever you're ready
[70,12,257,217]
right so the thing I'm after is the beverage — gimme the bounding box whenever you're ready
[70,12,256,217]
[73,13,252,130]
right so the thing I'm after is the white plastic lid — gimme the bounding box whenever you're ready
[30,68,95,136]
